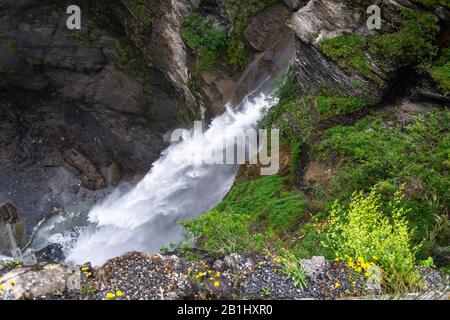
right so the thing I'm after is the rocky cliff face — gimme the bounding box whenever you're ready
[0,0,297,253]
[0,0,203,252]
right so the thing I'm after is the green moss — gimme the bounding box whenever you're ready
[182,175,307,254]
[412,0,450,8]
[369,9,437,68]
[320,9,438,84]
[114,37,150,83]
[222,0,277,70]
[225,18,248,70]
[0,32,19,56]
[70,31,94,47]
[182,13,228,71]
[430,47,450,95]
[182,1,277,71]
[314,110,450,257]
[126,0,153,27]
[315,87,375,120]
[320,34,376,81]
[431,62,450,94]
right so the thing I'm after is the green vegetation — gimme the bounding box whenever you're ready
[223,0,277,70]
[276,251,309,290]
[324,189,421,292]
[114,38,150,83]
[181,175,306,254]
[430,47,450,95]
[181,13,228,70]
[182,1,278,71]
[0,32,18,56]
[179,2,449,295]
[315,87,375,120]
[315,111,449,256]
[412,0,450,8]
[320,9,438,85]
[125,0,153,27]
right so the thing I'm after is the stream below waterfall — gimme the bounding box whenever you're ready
[30,86,278,266]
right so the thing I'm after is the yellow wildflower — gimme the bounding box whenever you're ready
[182,275,188,279]
[364,272,370,277]
[258,262,264,266]
[347,261,354,268]
[0,284,3,290]
[106,292,115,300]
[216,272,221,277]
[9,280,14,286]
[356,267,362,273]
[334,281,340,289]
[209,277,214,281]
[116,290,123,297]
[81,266,89,272]
[87,272,92,277]
[351,281,356,286]
[214,281,220,287]
[372,256,378,261]
[334,257,340,262]
[208,270,213,274]
[358,257,364,263]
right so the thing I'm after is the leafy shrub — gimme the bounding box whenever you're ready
[216,176,306,231]
[273,251,308,290]
[315,87,375,120]
[324,189,422,292]
[314,111,450,254]
[180,209,270,254]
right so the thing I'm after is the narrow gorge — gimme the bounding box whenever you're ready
[0,0,449,301]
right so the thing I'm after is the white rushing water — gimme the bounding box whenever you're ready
[54,92,277,265]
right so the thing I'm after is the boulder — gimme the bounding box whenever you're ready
[301,256,326,280]
[63,149,106,190]
[43,149,63,167]
[244,4,292,52]
[106,162,122,187]
[290,0,363,45]
[0,203,19,225]
[0,264,76,300]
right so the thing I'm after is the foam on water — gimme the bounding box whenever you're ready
[49,92,277,265]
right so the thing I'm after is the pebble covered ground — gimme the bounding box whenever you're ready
[1,251,448,300]
[68,252,448,300]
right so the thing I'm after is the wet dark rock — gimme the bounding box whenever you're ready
[43,149,63,167]
[244,5,291,52]
[0,202,19,224]
[35,243,65,263]
[283,0,304,12]
[106,162,121,187]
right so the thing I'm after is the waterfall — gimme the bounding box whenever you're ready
[58,91,277,265]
